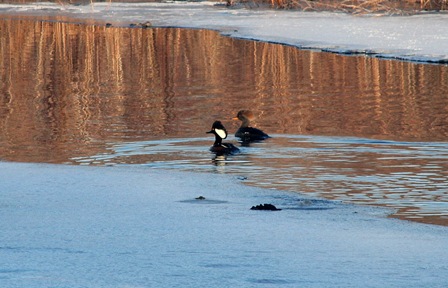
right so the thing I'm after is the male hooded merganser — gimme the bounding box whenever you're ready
[233,110,270,142]
[207,121,240,155]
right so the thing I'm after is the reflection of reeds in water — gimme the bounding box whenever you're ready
[0,18,448,162]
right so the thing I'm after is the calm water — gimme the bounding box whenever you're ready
[1,18,448,225]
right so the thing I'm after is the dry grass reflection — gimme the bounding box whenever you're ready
[1,18,448,225]
[1,18,448,163]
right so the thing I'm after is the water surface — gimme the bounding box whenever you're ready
[1,18,448,225]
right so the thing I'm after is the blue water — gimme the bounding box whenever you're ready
[72,134,448,224]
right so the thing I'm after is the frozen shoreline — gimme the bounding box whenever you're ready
[1,161,448,287]
[1,2,448,63]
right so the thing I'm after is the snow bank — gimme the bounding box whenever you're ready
[1,161,448,287]
[1,2,448,63]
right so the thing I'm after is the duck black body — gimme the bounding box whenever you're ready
[207,121,240,155]
[234,110,270,143]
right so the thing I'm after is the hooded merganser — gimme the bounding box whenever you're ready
[207,121,240,155]
[233,110,270,142]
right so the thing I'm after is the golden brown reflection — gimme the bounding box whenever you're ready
[1,18,448,224]
[2,19,448,156]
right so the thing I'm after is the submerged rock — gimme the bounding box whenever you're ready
[250,203,281,211]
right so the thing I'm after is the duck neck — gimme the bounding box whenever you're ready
[240,118,251,128]
[214,136,222,146]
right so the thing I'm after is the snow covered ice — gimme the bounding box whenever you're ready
[1,162,448,287]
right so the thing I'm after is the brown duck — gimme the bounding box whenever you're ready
[233,110,270,142]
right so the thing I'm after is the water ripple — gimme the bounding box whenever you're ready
[72,135,448,225]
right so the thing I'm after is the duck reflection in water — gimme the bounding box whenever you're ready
[207,121,240,159]
[233,110,270,145]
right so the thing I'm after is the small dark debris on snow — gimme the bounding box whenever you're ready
[251,203,281,211]
[129,21,152,29]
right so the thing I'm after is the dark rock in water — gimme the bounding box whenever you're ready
[250,204,281,211]
[195,196,206,200]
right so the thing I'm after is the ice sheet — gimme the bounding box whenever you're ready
[1,161,448,287]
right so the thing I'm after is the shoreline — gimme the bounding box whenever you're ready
[0,2,448,65]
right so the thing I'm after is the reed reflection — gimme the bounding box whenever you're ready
[2,19,448,159]
[1,18,448,224]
